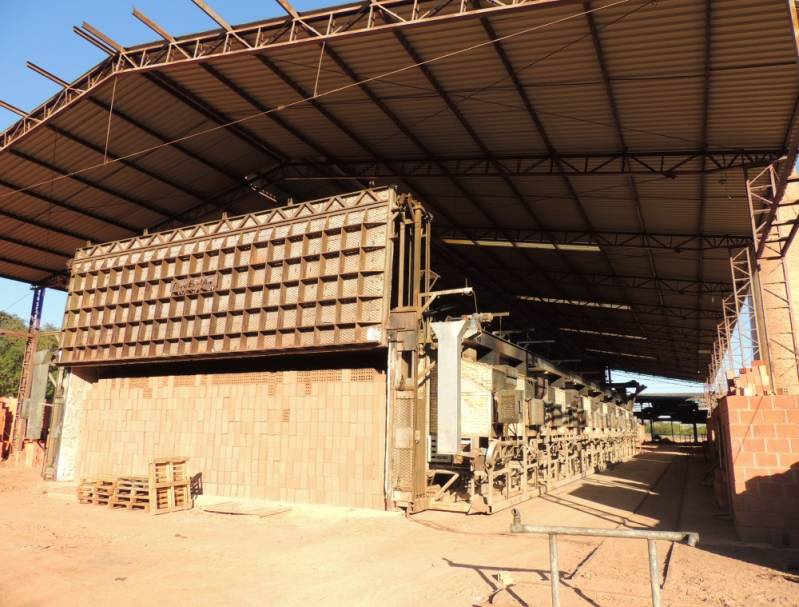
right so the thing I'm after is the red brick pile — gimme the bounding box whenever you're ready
[713,392,799,547]
[726,360,771,396]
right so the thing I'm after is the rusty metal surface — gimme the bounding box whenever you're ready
[60,188,399,365]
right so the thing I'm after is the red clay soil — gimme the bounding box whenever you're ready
[0,446,796,607]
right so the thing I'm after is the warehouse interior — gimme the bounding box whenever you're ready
[1,1,799,603]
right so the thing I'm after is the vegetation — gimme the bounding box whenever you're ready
[0,311,59,397]
[646,421,707,441]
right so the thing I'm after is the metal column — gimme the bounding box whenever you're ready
[13,286,45,450]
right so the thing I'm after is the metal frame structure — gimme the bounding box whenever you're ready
[707,248,763,394]
[400,322,639,515]
[708,149,799,393]
[437,227,752,253]
[746,162,799,260]
[275,151,784,179]
[60,188,421,365]
[12,287,45,450]
[1,0,798,381]
[1,0,592,152]
[510,509,699,607]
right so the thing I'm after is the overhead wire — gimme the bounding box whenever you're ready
[0,0,646,205]
[363,0,660,150]
[267,46,787,151]
[3,291,33,314]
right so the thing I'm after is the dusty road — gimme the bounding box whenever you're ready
[1,446,796,606]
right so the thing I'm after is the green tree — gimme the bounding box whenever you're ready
[0,311,59,398]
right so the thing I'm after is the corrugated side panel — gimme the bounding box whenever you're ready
[60,188,396,365]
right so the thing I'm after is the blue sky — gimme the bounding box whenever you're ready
[0,0,705,393]
[0,0,330,324]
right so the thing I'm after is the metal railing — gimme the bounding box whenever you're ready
[510,509,699,607]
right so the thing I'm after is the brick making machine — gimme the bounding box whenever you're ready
[413,323,639,514]
[53,187,640,513]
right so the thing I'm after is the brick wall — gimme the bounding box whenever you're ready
[717,395,799,546]
[64,361,388,509]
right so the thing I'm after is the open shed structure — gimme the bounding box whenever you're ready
[3,0,799,543]
[2,0,798,381]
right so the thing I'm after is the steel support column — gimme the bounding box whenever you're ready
[12,287,45,450]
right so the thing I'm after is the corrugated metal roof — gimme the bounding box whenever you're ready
[0,0,796,379]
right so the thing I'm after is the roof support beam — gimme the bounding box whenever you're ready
[564,334,710,355]
[43,124,198,215]
[472,14,660,360]
[274,0,300,19]
[695,0,713,362]
[392,28,605,308]
[583,0,680,365]
[132,9,189,55]
[196,62,360,193]
[470,266,729,295]
[0,100,31,119]
[550,317,717,339]
[82,95,261,198]
[318,43,586,318]
[0,174,137,234]
[142,71,286,163]
[0,233,73,259]
[8,148,175,223]
[517,298,721,320]
[274,150,779,178]
[753,0,799,258]
[0,254,60,276]
[437,226,751,251]
[25,62,72,89]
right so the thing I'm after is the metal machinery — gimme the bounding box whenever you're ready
[405,324,639,514]
[55,186,640,513]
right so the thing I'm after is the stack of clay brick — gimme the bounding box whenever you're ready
[0,396,16,458]
[727,361,771,396]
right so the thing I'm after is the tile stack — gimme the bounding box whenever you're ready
[728,361,772,396]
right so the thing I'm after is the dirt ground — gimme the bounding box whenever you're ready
[1,446,797,607]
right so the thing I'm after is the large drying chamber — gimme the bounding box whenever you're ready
[53,186,639,512]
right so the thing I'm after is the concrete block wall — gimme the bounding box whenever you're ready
[64,364,387,509]
[717,395,799,547]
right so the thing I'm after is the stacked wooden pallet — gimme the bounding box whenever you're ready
[77,457,192,514]
[76,477,115,505]
[727,360,772,396]
[109,476,150,511]
[149,457,192,515]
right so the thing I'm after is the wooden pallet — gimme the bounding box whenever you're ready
[77,477,116,505]
[149,458,192,515]
[109,499,150,511]
[109,476,150,512]
[77,461,193,515]
[150,458,188,484]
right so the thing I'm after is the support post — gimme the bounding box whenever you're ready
[12,286,45,450]
[548,533,560,607]
[647,539,661,607]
